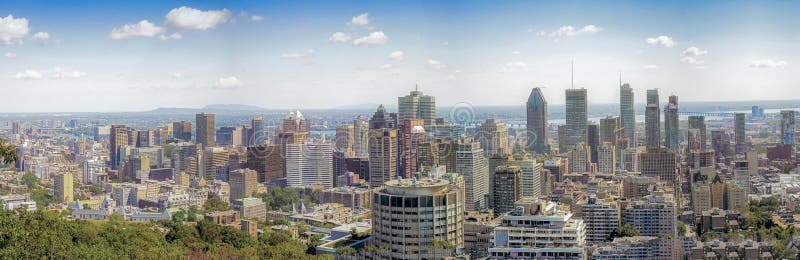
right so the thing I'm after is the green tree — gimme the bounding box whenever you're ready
[617,224,641,237]
[0,138,18,166]
[203,196,230,212]
[22,173,37,189]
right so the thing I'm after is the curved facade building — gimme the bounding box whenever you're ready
[371,178,465,259]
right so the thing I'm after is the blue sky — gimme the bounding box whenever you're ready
[0,0,798,112]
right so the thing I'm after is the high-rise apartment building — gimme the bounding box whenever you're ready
[476,118,509,157]
[598,142,615,174]
[569,142,589,173]
[581,196,620,243]
[664,95,679,152]
[173,121,192,142]
[492,165,523,215]
[370,178,464,259]
[286,142,334,189]
[526,87,549,153]
[398,88,436,126]
[688,116,707,150]
[565,88,588,152]
[588,124,600,164]
[780,110,795,145]
[109,125,128,170]
[456,141,490,211]
[620,83,635,148]
[196,113,216,147]
[734,112,746,155]
[369,128,398,187]
[229,169,258,201]
[638,147,677,182]
[623,196,677,259]
[519,157,543,198]
[353,116,370,157]
[335,124,355,156]
[645,89,661,149]
[54,173,74,203]
[599,116,619,148]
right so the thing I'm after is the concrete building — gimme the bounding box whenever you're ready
[519,158,543,198]
[398,88,436,126]
[286,142,333,189]
[569,142,589,173]
[781,110,795,145]
[734,112,746,155]
[232,197,266,221]
[623,196,677,259]
[492,165,523,216]
[54,173,74,203]
[476,118,510,157]
[229,169,258,201]
[368,128,398,187]
[580,196,620,243]
[456,141,490,211]
[597,142,615,174]
[196,113,215,148]
[638,147,677,182]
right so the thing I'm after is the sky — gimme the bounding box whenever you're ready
[0,0,798,112]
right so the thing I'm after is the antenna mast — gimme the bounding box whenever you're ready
[571,60,574,89]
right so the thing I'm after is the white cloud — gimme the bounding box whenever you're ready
[646,35,675,47]
[31,31,49,40]
[110,20,166,39]
[643,64,659,70]
[681,46,707,56]
[281,49,315,58]
[172,72,185,78]
[159,33,183,41]
[427,59,446,69]
[13,67,86,80]
[353,31,388,45]
[541,25,603,38]
[215,76,242,89]
[0,15,30,44]
[388,51,404,61]
[379,64,393,70]
[251,15,264,22]
[511,51,521,55]
[4,52,16,58]
[349,13,371,27]
[680,56,704,65]
[329,32,351,43]
[165,6,231,30]
[502,61,528,72]
[749,59,787,68]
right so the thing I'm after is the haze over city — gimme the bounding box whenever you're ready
[1,0,798,112]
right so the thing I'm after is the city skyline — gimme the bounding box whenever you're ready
[1,1,799,112]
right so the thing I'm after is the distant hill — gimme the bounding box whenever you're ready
[202,104,266,111]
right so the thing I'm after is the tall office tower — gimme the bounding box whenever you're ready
[645,104,660,149]
[526,87,549,153]
[489,198,586,259]
[564,88,588,152]
[569,142,589,173]
[436,139,458,172]
[599,116,619,146]
[196,113,216,147]
[216,126,243,146]
[54,173,74,203]
[401,119,426,178]
[581,196,620,243]
[711,130,731,165]
[353,116,370,157]
[519,157,543,198]
[109,125,128,170]
[135,130,153,147]
[624,196,677,259]
[368,128,398,187]
[173,121,192,142]
[663,95,680,152]
[557,125,567,153]
[781,110,795,145]
[229,168,258,201]
[492,165,523,216]
[371,178,464,259]
[127,128,139,146]
[11,121,21,135]
[285,142,334,189]
[335,124,355,156]
[597,142,616,174]
[398,88,436,126]
[620,83,635,148]
[282,110,310,133]
[734,113,746,155]
[456,141,490,211]
[369,105,396,129]
[588,124,599,164]
[251,116,264,145]
[202,147,230,180]
[687,116,707,149]
[476,118,510,157]
[638,147,677,182]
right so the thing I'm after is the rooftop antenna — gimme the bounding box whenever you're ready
[571,60,574,89]
[415,84,418,92]
[619,70,622,87]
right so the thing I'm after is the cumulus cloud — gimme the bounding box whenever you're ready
[281,49,315,58]
[329,32,351,43]
[250,15,264,22]
[681,46,707,57]
[13,67,86,80]
[31,31,49,40]
[215,76,242,89]
[166,6,231,30]
[110,20,166,39]
[0,15,30,44]
[349,13,371,27]
[353,31,388,45]
[539,25,603,38]
[4,52,16,58]
[643,64,659,70]
[388,51,404,61]
[646,35,675,47]
[159,33,182,40]
[749,59,787,68]
[427,59,446,69]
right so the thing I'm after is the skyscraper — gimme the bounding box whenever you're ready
[688,116,707,150]
[645,89,661,149]
[476,118,510,157]
[456,141,490,211]
[172,121,192,142]
[401,119,426,178]
[369,128,398,187]
[588,124,599,164]
[492,165,523,215]
[597,142,615,174]
[734,113,746,155]
[353,116,370,158]
[282,110,310,133]
[564,88,588,152]
[526,87,549,153]
[229,168,258,201]
[620,83,635,148]
[54,173,74,203]
[599,116,619,147]
[398,88,436,126]
[286,142,334,189]
[569,142,589,173]
[196,113,216,147]
[251,116,264,145]
[518,157,543,198]
[109,125,128,170]
[664,95,680,152]
[638,147,677,182]
[334,124,355,156]
[781,110,795,145]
